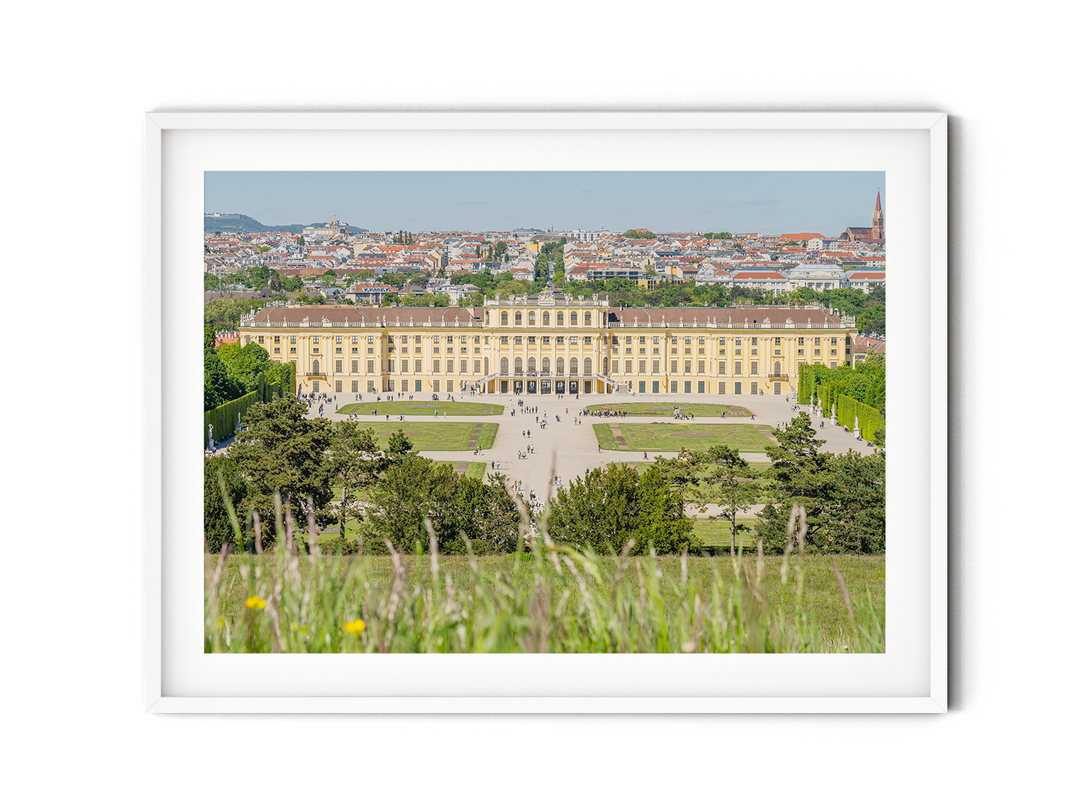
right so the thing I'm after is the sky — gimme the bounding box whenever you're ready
[205,171,885,236]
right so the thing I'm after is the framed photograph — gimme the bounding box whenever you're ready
[141,111,946,712]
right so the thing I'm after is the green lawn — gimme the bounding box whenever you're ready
[338,401,504,416]
[693,517,760,550]
[595,422,776,452]
[592,401,754,417]
[361,422,499,451]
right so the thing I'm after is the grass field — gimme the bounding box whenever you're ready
[338,401,504,417]
[595,422,776,452]
[359,422,499,451]
[693,517,759,550]
[594,402,754,417]
[205,547,885,653]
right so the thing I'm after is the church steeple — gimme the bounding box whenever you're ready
[872,189,885,240]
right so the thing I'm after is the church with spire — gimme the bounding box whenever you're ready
[840,190,886,244]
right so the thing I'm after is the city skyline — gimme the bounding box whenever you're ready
[205,171,885,236]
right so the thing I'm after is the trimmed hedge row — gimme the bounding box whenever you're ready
[799,364,885,446]
[205,361,296,449]
[205,391,258,449]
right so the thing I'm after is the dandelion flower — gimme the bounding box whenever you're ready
[345,619,366,635]
[245,595,266,610]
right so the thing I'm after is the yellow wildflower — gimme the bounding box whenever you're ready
[245,595,266,610]
[345,619,366,635]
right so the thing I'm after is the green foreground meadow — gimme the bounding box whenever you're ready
[205,530,884,654]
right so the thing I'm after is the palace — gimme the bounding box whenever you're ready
[238,292,858,397]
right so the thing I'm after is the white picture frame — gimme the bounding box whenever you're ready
[146,112,947,713]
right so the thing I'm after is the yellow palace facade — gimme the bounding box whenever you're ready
[237,292,858,397]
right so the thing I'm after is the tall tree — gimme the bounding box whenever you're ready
[701,445,760,557]
[756,413,836,552]
[228,398,334,548]
[324,423,387,538]
[821,450,886,554]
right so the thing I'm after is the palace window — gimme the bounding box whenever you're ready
[514,336,523,345]
[584,337,591,346]
[542,336,550,345]
[798,337,805,346]
[774,337,781,345]
[652,360,660,374]
[698,360,705,374]
[501,336,509,345]
[313,337,320,345]
[501,311,508,326]
[570,336,578,345]
[528,336,536,345]
[367,360,374,373]
[570,312,578,326]
[718,361,726,375]
[639,360,646,374]
[735,361,742,375]
[750,361,758,375]
[515,312,522,326]
[274,336,280,344]
[335,336,342,344]
[543,312,550,326]
[257,336,264,344]
[556,337,564,345]
[352,360,358,373]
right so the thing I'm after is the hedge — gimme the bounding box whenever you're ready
[798,364,885,446]
[204,361,296,449]
[205,391,258,450]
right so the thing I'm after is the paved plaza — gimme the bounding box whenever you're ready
[303,389,877,507]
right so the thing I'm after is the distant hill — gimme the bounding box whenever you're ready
[204,213,367,235]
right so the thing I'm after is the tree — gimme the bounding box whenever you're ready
[756,414,837,552]
[324,423,386,538]
[204,455,247,553]
[366,453,454,551]
[635,465,695,554]
[228,398,334,548]
[700,445,760,556]
[218,341,272,393]
[204,350,241,410]
[429,473,520,554]
[381,292,400,306]
[547,464,694,555]
[547,464,641,554]
[822,450,886,554]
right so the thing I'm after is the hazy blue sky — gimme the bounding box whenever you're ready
[205,171,885,236]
